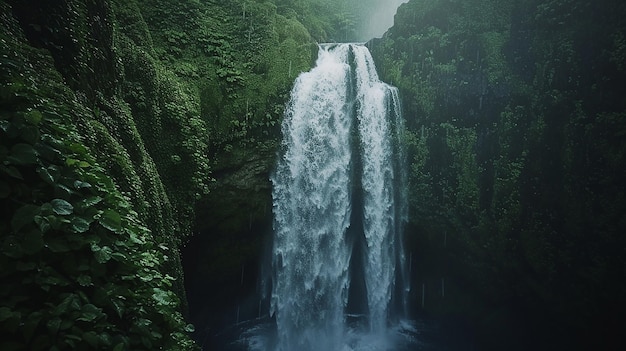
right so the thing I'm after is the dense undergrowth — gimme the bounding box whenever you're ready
[372,0,626,349]
[1,0,369,349]
[0,3,195,349]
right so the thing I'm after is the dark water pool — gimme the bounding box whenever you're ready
[202,317,477,351]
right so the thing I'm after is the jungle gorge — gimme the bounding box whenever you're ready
[1,0,625,350]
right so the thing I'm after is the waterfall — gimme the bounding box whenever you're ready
[270,43,407,351]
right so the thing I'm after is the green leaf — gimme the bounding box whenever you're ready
[36,143,63,162]
[66,158,91,168]
[93,245,112,263]
[111,298,125,318]
[54,293,80,316]
[0,165,23,179]
[54,184,73,198]
[79,196,103,208]
[8,143,38,165]
[78,304,102,322]
[24,109,43,125]
[99,209,121,232]
[51,199,73,215]
[73,180,92,189]
[139,274,154,282]
[128,230,145,245]
[11,204,40,232]
[40,202,53,215]
[36,166,60,184]
[0,119,9,132]
[84,233,100,245]
[46,214,64,230]
[70,216,91,233]
[65,158,79,167]
[34,215,51,233]
[152,288,174,306]
[36,167,54,184]
[68,142,88,154]
[77,275,92,287]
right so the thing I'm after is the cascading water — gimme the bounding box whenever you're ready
[351,45,408,336]
[271,43,354,351]
[260,43,408,351]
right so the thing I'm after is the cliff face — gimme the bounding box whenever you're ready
[0,0,328,348]
[0,0,200,348]
[372,0,626,349]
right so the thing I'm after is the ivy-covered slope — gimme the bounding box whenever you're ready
[1,0,367,349]
[372,0,626,350]
[0,1,197,349]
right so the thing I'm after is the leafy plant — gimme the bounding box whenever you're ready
[0,7,197,349]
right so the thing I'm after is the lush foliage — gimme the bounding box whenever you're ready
[372,0,626,349]
[1,0,373,348]
[0,3,196,349]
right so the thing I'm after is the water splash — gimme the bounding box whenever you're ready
[269,43,407,351]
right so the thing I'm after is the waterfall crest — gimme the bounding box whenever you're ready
[270,43,407,351]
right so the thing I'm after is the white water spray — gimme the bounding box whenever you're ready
[269,43,407,351]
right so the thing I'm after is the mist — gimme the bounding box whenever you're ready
[358,0,409,41]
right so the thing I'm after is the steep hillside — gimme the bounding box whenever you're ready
[372,0,626,350]
[0,0,198,348]
[0,0,351,348]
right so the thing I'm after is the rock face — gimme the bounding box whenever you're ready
[184,145,276,336]
[199,148,276,233]
[371,0,626,350]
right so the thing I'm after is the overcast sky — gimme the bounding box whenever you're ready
[359,0,409,40]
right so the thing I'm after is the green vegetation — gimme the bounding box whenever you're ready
[1,0,374,348]
[373,0,626,349]
[3,0,625,349]
[0,4,194,348]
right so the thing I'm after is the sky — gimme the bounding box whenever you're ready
[359,0,409,40]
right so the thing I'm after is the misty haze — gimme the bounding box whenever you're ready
[360,0,409,40]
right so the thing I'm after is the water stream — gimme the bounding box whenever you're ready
[240,43,409,351]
